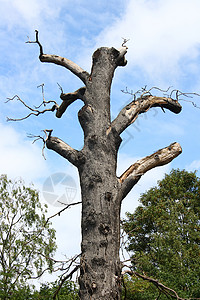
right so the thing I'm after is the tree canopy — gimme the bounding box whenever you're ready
[0,175,57,299]
[123,169,200,299]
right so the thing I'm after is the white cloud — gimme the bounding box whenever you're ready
[93,0,200,82]
[0,122,49,183]
[0,0,61,30]
[186,160,200,172]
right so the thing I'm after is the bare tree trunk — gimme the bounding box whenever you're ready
[13,32,183,299]
[78,160,122,299]
[77,47,124,299]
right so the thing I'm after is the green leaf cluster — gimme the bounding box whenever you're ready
[123,169,200,299]
[0,279,79,300]
[34,280,79,299]
[0,175,57,299]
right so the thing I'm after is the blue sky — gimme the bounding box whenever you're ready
[1,0,200,284]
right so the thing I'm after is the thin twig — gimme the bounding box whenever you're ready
[121,86,200,109]
[6,95,58,122]
[122,267,185,300]
[26,29,44,56]
[57,82,64,94]
[44,201,82,227]
[53,264,80,300]
[121,37,130,47]
[27,129,53,159]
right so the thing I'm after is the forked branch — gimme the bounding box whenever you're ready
[26,30,89,84]
[26,30,43,56]
[27,130,53,159]
[6,95,58,122]
[28,129,85,166]
[6,84,85,121]
[119,142,182,200]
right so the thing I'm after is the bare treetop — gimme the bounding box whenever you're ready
[7,30,185,299]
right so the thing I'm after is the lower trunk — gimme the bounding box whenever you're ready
[78,158,122,299]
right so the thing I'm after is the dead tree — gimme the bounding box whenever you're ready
[10,31,182,299]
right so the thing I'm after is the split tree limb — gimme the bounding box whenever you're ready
[119,142,182,200]
[46,135,85,167]
[26,30,89,84]
[111,95,182,135]
[56,87,86,118]
[116,46,128,66]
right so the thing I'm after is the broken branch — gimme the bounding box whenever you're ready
[46,135,85,167]
[27,30,89,84]
[111,94,182,135]
[119,142,182,200]
[56,87,86,118]
[116,45,128,67]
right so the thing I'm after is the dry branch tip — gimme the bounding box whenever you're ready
[121,37,130,48]
[26,29,44,56]
[27,129,53,159]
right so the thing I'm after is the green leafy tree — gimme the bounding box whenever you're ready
[0,175,57,299]
[35,280,79,299]
[123,169,200,299]
[0,280,79,300]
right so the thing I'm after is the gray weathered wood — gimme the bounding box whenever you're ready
[39,43,182,299]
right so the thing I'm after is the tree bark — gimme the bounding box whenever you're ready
[77,47,124,299]
[72,47,181,299]
[28,33,182,299]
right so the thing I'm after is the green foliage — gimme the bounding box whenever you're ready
[0,280,79,300]
[0,285,36,300]
[122,275,158,300]
[0,175,57,299]
[123,169,200,299]
[35,280,79,299]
